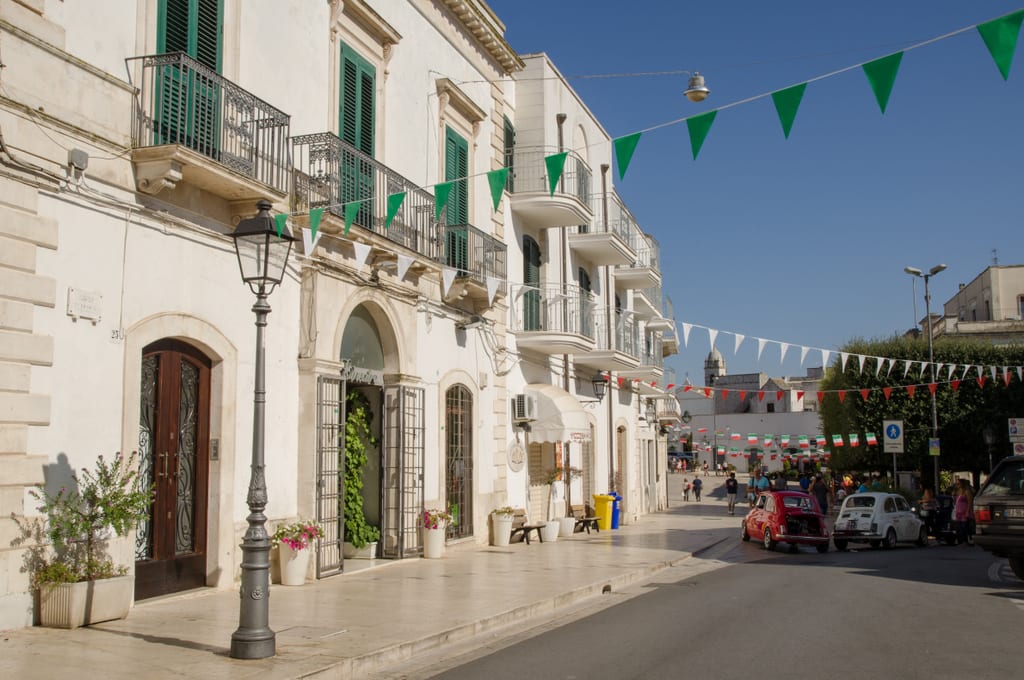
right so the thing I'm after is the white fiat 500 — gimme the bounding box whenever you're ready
[832,492,928,550]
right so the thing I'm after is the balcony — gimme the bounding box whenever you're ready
[616,232,661,289]
[634,285,662,319]
[510,283,595,355]
[438,223,507,306]
[293,132,440,258]
[127,52,290,200]
[568,191,636,266]
[574,310,640,371]
[509,147,593,227]
[619,335,664,382]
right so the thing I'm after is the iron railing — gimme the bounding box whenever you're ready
[292,132,440,260]
[440,223,507,296]
[620,230,661,274]
[592,310,639,357]
[510,283,595,338]
[127,52,291,193]
[582,190,637,242]
[638,284,663,310]
[510,146,592,206]
[638,335,665,370]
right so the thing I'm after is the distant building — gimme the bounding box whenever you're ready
[930,265,1024,345]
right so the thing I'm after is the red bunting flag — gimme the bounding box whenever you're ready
[977,376,987,388]
[770,454,777,461]
[650,381,657,387]
[816,391,824,403]
[683,385,692,392]
[617,376,624,388]
[906,385,916,398]
[1004,372,1012,387]
[666,383,675,390]
[796,391,804,400]
[697,427,707,433]
[866,432,878,446]
[883,387,893,400]
[721,389,729,399]
[928,383,938,395]
[739,390,747,401]
[776,390,784,402]
[758,391,765,402]
[703,388,712,398]
[860,389,870,401]
[838,391,847,403]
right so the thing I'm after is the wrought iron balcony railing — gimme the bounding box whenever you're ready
[439,223,507,296]
[127,52,291,193]
[622,230,661,274]
[583,190,638,241]
[592,310,639,357]
[510,146,592,204]
[292,132,440,260]
[638,335,665,370]
[510,283,595,338]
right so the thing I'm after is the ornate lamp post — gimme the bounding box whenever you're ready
[230,200,295,660]
[904,264,947,494]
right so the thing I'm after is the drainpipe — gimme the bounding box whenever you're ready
[601,163,614,491]
[557,113,570,393]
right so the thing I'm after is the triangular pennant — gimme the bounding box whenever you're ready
[734,333,745,354]
[875,357,884,377]
[301,226,315,258]
[862,52,904,114]
[906,385,917,398]
[990,365,998,381]
[977,376,987,389]
[343,202,360,236]
[544,152,568,196]
[686,110,717,160]
[838,390,847,403]
[721,389,730,399]
[776,390,784,402]
[840,352,849,371]
[771,82,807,139]
[977,10,1024,81]
[441,268,457,297]
[738,390,747,401]
[800,345,810,365]
[779,342,790,362]
[681,323,692,347]
[274,213,288,238]
[962,365,971,379]
[887,359,895,377]
[1018,367,1023,382]
[703,387,712,398]
[950,380,961,392]
[816,391,824,403]
[757,391,765,402]
[397,254,413,282]
[947,364,958,380]
[613,132,642,180]
[857,355,866,374]
[904,360,913,378]
[309,207,324,243]
[486,169,508,211]
[928,383,938,395]
[821,349,831,368]
[757,337,767,360]
[486,276,500,305]
[385,192,406,229]
[352,242,372,269]
[708,327,719,350]
[860,389,870,401]
[434,182,453,222]
[883,387,893,400]
[1005,369,1013,387]
[796,391,804,401]
[618,377,626,389]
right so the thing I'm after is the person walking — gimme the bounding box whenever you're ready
[953,478,972,545]
[692,476,703,502]
[682,477,690,501]
[725,472,739,515]
[810,473,829,514]
[702,461,709,477]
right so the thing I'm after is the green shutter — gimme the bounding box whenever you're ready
[339,42,376,229]
[158,0,221,69]
[444,127,469,273]
[503,116,515,192]
[523,236,541,331]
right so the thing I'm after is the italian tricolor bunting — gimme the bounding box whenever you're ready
[832,434,844,447]
[866,432,878,446]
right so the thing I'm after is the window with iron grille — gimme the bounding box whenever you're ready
[445,385,473,540]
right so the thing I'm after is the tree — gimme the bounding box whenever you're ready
[820,336,1024,481]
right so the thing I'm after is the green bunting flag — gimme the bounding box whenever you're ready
[434,182,452,222]
[771,83,807,139]
[686,111,717,160]
[343,202,359,236]
[309,208,324,242]
[274,213,288,238]
[977,10,1024,81]
[385,192,405,230]
[486,168,509,211]
[544,152,568,196]
[613,132,642,180]
[862,52,903,114]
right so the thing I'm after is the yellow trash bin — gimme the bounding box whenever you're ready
[592,494,615,531]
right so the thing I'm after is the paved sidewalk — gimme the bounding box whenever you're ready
[0,498,739,679]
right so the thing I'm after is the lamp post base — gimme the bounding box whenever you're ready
[230,632,276,660]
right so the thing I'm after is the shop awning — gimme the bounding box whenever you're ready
[525,383,591,443]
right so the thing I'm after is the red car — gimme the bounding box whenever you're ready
[742,490,830,553]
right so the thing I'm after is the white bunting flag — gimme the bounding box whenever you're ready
[779,342,790,362]
[353,242,372,269]
[757,337,767,360]
[840,352,849,371]
[486,276,500,305]
[886,358,895,376]
[708,327,719,350]
[681,323,692,347]
[821,349,831,368]
[875,358,884,377]
[962,365,971,379]
[734,333,745,354]
[800,345,810,365]
[857,354,866,374]
[301,227,315,258]
[947,364,957,380]
[441,268,457,297]
[990,365,997,381]
[1018,366,1023,382]
[397,253,413,282]
[904,360,913,378]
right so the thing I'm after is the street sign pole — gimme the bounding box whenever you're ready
[883,420,904,489]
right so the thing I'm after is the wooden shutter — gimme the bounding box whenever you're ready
[340,43,375,156]
[444,127,468,225]
[158,0,221,69]
[503,116,515,191]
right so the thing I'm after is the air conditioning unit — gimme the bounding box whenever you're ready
[511,394,537,423]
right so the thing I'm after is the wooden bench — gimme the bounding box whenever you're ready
[572,504,600,534]
[509,509,545,545]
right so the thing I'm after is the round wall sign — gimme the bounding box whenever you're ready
[508,442,525,472]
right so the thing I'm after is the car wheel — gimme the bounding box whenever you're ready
[883,528,897,550]
[834,539,848,551]
[741,524,751,541]
[916,526,928,547]
[763,528,776,551]
[816,543,829,554]
[1009,558,1024,581]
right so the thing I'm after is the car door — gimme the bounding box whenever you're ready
[894,496,918,540]
[883,496,901,539]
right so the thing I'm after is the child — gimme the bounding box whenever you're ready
[683,477,691,501]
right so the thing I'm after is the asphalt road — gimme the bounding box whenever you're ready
[412,537,1022,680]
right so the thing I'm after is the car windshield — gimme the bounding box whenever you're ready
[979,460,1024,497]
[782,496,815,510]
[845,496,876,508]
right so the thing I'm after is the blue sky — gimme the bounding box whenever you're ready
[487,0,1023,386]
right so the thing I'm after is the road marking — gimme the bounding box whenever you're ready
[987,560,1019,584]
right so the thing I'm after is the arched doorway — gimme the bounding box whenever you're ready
[135,339,211,599]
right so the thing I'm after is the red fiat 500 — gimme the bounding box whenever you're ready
[742,490,830,553]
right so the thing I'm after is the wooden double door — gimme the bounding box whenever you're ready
[135,340,211,600]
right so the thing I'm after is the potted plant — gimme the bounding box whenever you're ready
[490,506,515,547]
[422,507,452,558]
[30,451,152,628]
[272,520,322,586]
[558,466,583,536]
[342,392,381,559]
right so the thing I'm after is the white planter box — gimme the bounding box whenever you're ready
[342,541,378,560]
[541,521,560,542]
[557,516,576,537]
[491,514,513,546]
[39,575,133,629]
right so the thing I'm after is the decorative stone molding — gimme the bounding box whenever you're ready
[436,78,486,126]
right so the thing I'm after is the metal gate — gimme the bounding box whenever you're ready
[381,385,425,558]
[315,375,346,578]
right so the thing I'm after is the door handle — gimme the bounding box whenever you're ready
[157,451,169,479]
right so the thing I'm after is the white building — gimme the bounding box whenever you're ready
[933,264,1024,344]
[0,0,678,629]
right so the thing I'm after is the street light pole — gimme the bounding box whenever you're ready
[904,264,946,494]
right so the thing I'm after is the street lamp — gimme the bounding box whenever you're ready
[983,426,995,473]
[580,371,608,407]
[684,72,711,102]
[904,263,947,494]
[230,199,295,660]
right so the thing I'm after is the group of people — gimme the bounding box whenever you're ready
[681,476,703,501]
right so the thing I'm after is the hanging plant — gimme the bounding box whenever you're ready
[342,392,381,549]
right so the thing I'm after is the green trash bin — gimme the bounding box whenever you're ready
[593,494,615,531]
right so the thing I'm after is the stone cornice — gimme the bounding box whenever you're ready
[440,0,523,74]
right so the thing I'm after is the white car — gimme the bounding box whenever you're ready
[832,492,928,550]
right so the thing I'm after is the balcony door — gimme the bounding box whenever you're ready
[339,42,375,229]
[445,127,469,274]
[523,235,541,331]
[156,0,222,153]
